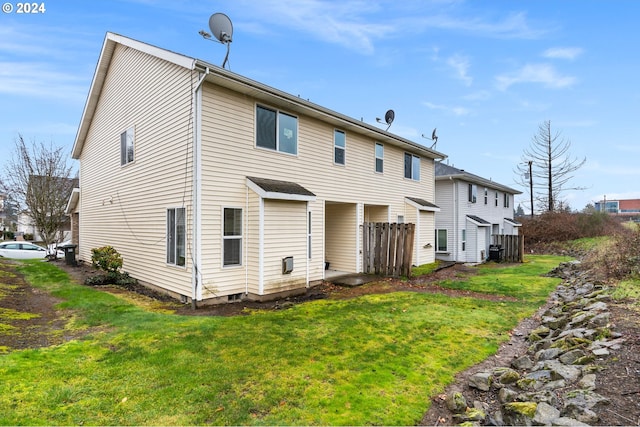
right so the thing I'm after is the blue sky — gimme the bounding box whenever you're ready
[2,0,639,211]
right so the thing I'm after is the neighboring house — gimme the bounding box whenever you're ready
[434,162,521,263]
[67,32,445,304]
[14,176,76,242]
[594,198,640,220]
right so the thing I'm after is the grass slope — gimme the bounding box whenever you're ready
[0,256,566,425]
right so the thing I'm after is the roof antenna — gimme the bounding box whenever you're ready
[376,109,395,131]
[199,13,233,69]
[421,128,439,150]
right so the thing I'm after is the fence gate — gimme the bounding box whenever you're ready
[362,222,415,277]
[491,234,524,263]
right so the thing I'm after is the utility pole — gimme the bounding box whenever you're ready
[528,161,533,217]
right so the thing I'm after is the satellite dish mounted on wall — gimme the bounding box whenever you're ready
[376,109,395,131]
[199,12,234,69]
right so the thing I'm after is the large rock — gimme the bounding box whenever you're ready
[469,371,492,391]
[533,401,560,425]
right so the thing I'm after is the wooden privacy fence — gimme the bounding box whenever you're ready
[362,222,415,277]
[491,234,524,263]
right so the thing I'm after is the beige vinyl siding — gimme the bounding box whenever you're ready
[324,203,357,272]
[364,205,389,222]
[199,83,435,284]
[77,44,194,297]
[262,200,308,293]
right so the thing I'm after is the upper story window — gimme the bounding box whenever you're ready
[404,153,420,181]
[484,188,488,205]
[120,127,134,166]
[504,193,510,208]
[495,191,499,207]
[468,184,477,203]
[375,143,384,173]
[334,130,345,165]
[256,105,297,155]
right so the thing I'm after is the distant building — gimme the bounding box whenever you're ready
[594,198,640,220]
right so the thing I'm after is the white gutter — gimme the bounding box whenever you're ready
[192,66,209,305]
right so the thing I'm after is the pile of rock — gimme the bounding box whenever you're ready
[446,261,624,426]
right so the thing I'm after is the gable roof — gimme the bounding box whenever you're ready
[73,32,448,162]
[435,162,521,195]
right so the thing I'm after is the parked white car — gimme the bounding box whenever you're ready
[0,242,64,259]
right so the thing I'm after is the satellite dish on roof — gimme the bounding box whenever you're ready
[209,13,233,43]
[421,127,439,150]
[376,109,395,131]
[199,13,233,69]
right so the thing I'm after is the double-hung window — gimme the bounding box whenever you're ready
[495,191,499,207]
[484,188,488,205]
[223,208,242,266]
[375,143,384,173]
[334,130,345,165]
[120,127,134,166]
[404,153,420,180]
[167,207,186,266]
[503,193,510,208]
[256,105,297,155]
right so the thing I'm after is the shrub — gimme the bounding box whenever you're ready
[23,233,34,241]
[585,226,640,280]
[521,211,622,247]
[91,246,123,273]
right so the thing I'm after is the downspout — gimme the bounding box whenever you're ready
[192,65,209,307]
[450,176,457,261]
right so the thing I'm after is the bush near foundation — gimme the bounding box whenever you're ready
[86,245,136,287]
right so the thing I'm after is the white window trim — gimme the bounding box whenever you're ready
[166,206,186,268]
[255,104,299,156]
[333,129,346,166]
[375,143,384,173]
[404,152,421,181]
[120,126,135,167]
[222,206,243,268]
[436,229,448,252]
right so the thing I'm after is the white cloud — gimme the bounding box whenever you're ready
[543,47,584,60]
[446,54,472,86]
[495,63,576,90]
[423,101,470,116]
[462,90,491,101]
[421,11,552,39]
[235,0,395,54]
[0,61,87,103]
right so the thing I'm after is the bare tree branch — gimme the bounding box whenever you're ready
[1,134,75,255]
[514,120,586,212]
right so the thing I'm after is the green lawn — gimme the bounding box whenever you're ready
[0,255,568,426]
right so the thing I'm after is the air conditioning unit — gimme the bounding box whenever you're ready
[282,256,294,274]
